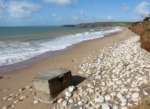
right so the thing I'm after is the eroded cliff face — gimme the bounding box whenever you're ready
[129,17,150,51]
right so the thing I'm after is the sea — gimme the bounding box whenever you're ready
[0,26,122,67]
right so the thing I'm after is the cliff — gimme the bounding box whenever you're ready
[129,17,150,51]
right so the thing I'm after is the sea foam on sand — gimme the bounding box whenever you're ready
[0,27,121,66]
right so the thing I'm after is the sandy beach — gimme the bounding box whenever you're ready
[0,28,137,109]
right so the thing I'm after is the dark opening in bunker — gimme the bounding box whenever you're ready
[59,77,64,82]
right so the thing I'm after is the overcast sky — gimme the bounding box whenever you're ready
[0,0,149,26]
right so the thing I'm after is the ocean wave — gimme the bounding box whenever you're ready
[0,27,122,66]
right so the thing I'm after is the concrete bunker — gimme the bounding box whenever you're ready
[33,68,72,103]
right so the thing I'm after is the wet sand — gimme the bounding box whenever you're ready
[0,28,136,109]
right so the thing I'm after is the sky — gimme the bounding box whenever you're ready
[0,0,149,26]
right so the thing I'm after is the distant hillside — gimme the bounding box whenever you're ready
[75,22,132,28]
[61,25,75,27]
[62,22,132,28]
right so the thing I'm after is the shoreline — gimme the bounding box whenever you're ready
[0,28,137,109]
[0,45,75,75]
[0,28,121,76]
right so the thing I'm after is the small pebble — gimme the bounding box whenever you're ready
[2,105,11,109]
[4,89,9,92]
[14,100,19,104]
[20,96,27,100]
[8,98,13,101]
[105,95,111,101]
[78,101,83,106]
[102,104,110,109]
[65,91,72,97]
[15,94,19,97]
[3,96,9,100]
[62,100,67,107]
[26,86,32,90]
[11,104,15,108]
[68,86,75,92]
[34,100,39,104]
[19,88,25,92]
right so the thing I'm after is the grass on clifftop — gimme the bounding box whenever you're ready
[76,22,132,28]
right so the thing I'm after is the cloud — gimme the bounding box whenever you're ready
[107,15,113,20]
[73,16,78,21]
[123,3,130,12]
[80,10,84,15]
[52,13,57,18]
[7,1,41,19]
[135,1,149,17]
[42,0,77,6]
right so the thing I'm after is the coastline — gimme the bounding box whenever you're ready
[0,27,121,75]
[0,28,137,109]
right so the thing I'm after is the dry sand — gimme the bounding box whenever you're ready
[0,28,137,109]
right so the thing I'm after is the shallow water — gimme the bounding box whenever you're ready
[0,26,121,66]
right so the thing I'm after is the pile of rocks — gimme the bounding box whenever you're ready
[54,36,150,109]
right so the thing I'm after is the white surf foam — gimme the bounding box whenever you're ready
[0,27,122,66]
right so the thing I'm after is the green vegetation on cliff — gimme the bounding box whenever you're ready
[75,22,132,28]
[62,22,132,28]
